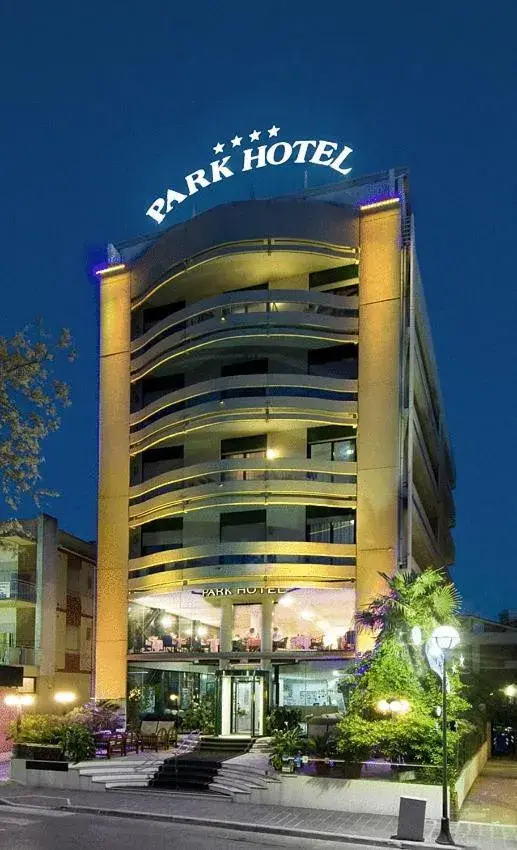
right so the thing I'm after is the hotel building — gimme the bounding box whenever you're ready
[95,169,455,735]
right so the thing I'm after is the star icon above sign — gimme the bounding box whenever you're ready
[249,130,261,141]
[268,125,280,137]
[230,135,242,147]
[213,142,224,154]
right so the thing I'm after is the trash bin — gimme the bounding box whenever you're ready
[394,796,426,842]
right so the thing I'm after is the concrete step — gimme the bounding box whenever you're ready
[105,779,150,789]
[79,767,156,777]
[89,771,156,783]
[209,781,251,796]
[219,768,270,786]
[217,772,268,790]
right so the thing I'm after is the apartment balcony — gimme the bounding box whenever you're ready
[130,288,358,380]
[128,540,356,593]
[130,384,357,453]
[0,577,36,606]
[129,457,356,525]
[0,645,36,666]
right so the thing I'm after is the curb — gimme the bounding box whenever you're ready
[0,797,465,850]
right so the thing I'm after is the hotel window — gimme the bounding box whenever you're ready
[220,509,266,544]
[142,300,186,333]
[306,507,356,544]
[308,344,358,380]
[142,445,184,480]
[141,517,183,556]
[221,435,266,481]
[220,359,268,399]
[142,373,184,406]
[307,425,357,468]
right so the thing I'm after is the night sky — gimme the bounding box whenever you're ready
[1,2,515,618]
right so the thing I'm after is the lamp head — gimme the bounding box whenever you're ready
[431,625,460,654]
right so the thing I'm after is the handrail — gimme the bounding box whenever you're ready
[132,288,358,353]
[130,457,357,500]
[131,373,357,428]
[130,396,357,452]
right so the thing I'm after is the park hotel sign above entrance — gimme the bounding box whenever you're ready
[146,124,353,225]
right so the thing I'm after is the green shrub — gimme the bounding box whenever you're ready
[65,700,121,733]
[182,694,216,734]
[59,724,95,763]
[9,714,65,744]
[269,727,304,771]
[266,707,303,733]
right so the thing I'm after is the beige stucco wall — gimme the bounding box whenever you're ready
[356,204,402,651]
[95,270,131,704]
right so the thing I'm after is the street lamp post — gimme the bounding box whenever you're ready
[3,693,35,734]
[431,625,461,846]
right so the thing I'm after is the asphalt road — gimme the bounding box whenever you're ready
[0,806,384,850]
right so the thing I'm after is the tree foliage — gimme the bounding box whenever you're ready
[337,569,475,779]
[355,568,461,641]
[0,322,74,509]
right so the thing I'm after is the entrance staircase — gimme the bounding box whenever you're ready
[149,736,252,791]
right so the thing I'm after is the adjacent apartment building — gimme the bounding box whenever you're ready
[95,169,455,734]
[0,515,95,715]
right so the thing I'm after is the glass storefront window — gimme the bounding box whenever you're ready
[277,661,347,711]
[232,603,262,651]
[272,587,355,652]
[128,589,221,655]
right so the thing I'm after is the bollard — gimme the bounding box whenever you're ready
[393,796,426,842]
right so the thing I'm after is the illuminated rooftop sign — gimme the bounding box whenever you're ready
[146,125,353,225]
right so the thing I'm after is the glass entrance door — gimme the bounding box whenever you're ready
[231,679,254,734]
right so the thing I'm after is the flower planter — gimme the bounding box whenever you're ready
[13,743,64,761]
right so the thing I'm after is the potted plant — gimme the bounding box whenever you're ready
[306,732,338,776]
[269,727,304,772]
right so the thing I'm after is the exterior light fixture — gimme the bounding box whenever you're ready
[431,625,460,657]
[429,625,461,846]
[411,625,423,646]
[504,684,517,699]
[169,694,179,702]
[161,615,173,628]
[4,693,35,708]
[4,693,35,733]
[376,698,411,716]
[53,691,77,708]
[266,448,279,460]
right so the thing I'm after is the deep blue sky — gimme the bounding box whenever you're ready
[1,2,515,618]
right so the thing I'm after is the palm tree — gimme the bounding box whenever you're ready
[356,569,461,643]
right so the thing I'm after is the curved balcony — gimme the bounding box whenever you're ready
[129,457,357,525]
[131,373,357,430]
[130,393,357,454]
[128,540,357,594]
[130,289,358,381]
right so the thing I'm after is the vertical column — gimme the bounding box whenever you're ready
[261,597,273,653]
[220,599,233,652]
[356,202,402,652]
[34,514,58,676]
[95,269,131,707]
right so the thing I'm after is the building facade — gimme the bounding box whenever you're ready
[0,515,95,752]
[95,170,455,734]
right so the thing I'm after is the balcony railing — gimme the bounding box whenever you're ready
[132,288,358,356]
[0,577,36,603]
[0,645,36,665]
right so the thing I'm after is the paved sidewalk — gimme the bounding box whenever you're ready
[0,783,516,849]
[461,759,517,826]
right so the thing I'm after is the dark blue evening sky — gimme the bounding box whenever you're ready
[1,1,515,617]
